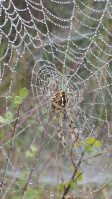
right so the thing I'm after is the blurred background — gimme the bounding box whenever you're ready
[0,0,112,198]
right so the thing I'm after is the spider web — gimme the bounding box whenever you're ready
[0,0,112,198]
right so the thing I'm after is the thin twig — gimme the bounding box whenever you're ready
[2,130,39,198]
[0,104,21,197]
[62,152,84,199]
[56,159,65,199]
[70,143,76,168]
[23,112,52,193]
[1,98,49,198]
[85,146,112,161]
[31,152,55,189]
[0,97,47,147]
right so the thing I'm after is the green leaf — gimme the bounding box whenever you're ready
[76,171,83,181]
[26,145,38,157]
[86,137,95,145]
[85,145,93,154]
[5,111,14,122]
[12,103,18,110]
[0,116,6,123]
[14,96,22,104]
[19,88,29,98]
[26,151,34,157]
[69,179,77,189]
[59,184,64,192]
[70,166,75,172]
[31,145,38,153]
[8,124,13,130]
[76,141,84,147]
[94,140,101,148]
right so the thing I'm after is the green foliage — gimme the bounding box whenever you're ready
[70,166,75,172]
[94,140,101,148]
[85,145,93,154]
[59,171,82,192]
[0,116,6,123]
[76,136,102,155]
[8,97,18,110]
[19,88,29,98]
[26,145,38,157]
[85,137,102,154]
[14,87,29,104]
[69,179,77,190]
[59,179,78,193]
[25,187,42,199]
[23,171,30,180]
[5,111,14,122]
[76,171,83,181]
[59,183,65,192]
[17,178,41,199]
[86,137,95,145]
[0,111,14,124]
[0,88,29,135]
[76,141,84,147]
[14,96,22,104]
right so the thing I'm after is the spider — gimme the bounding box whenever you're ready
[51,89,80,149]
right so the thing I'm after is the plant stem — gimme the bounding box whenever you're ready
[0,104,21,197]
[62,152,84,199]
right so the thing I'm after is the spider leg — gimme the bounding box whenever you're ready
[52,101,62,113]
[57,113,67,148]
[67,111,79,143]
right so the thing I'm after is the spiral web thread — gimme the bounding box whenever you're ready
[0,0,112,198]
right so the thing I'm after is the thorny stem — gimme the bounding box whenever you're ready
[62,152,84,199]
[0,104,21,197]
